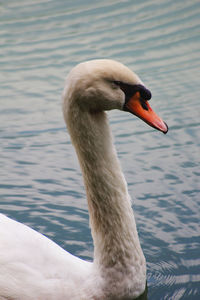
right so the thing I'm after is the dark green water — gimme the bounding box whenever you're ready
[0,1,200,299]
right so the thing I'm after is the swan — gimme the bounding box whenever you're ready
[0,59,168,300]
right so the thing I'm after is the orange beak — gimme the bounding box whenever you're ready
[125,92,168,134]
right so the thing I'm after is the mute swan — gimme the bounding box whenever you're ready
[0,59,168,300]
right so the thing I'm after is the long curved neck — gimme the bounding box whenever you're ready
[65,106,145,272]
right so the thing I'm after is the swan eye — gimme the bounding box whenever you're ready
[111,80,122,89]
[113,80,121,86]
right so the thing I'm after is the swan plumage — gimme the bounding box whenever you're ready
[0,59,167,300]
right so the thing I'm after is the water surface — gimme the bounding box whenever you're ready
[0,1,200,299]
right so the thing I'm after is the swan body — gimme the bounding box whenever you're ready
[0,59,167,300]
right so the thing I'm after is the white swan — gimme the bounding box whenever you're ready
[0,59,168,300]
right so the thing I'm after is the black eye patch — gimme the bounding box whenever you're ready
[113,81,151,102]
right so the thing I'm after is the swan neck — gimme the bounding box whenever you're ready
[66,107,145,271]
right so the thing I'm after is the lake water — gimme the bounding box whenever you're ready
[0,0,200,299]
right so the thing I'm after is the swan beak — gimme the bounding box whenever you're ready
[125,92,168,134]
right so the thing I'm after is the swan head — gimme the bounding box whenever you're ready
[63,59,168,134]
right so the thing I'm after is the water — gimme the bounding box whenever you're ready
[0,0,200,299]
